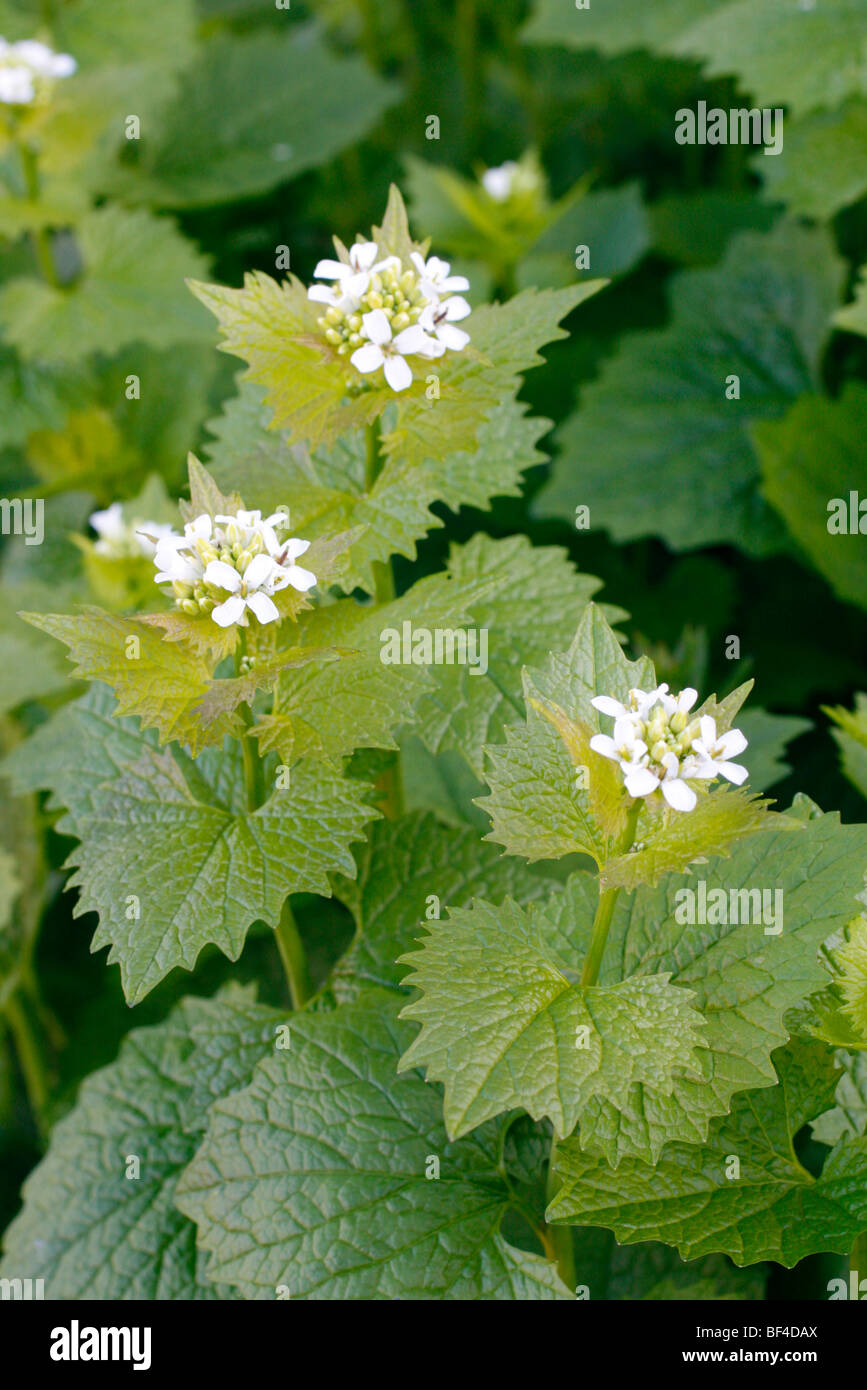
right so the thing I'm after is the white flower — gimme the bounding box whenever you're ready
[419,295,472,352]
[89,503,173,559]
[350,308,439,392]
[690,716,749,786]
[590,684,749,813]
[153,506,315,625]
[0,36,76,104]
[409,251,470,297]
[482,162,519,201]
[309,241,381,306]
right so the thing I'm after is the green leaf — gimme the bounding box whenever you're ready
[108,28,399,207]
[398,891,709,1155]
[0,206,212,363]
[757,101,867,219]
[0,988,279,1298]
[826,693,867,799]
[518,182,650,288]
[811,1050,867,1146]
[548,1038,867,1268]
[0,346,87,448]
[672,0,867,118]
[834,264,867,338]
[536,221,845,553]
[412,534,616,776]
[755,385,867,611]
[479,604,654,865]
[3,684,377,1003]
[20,608,244,754]
[523,0,719,54]
[329,812,555,1002]
[578,806,867,1162]
[175,990,571,1299]
[204,382,552,593]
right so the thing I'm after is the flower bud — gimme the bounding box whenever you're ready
[181,598,199,616]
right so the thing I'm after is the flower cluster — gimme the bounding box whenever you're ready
[308,241,470,392]
[0,38,76,106]
[153,508,315,629]
[89,503,174,560]
[589,684,749,813]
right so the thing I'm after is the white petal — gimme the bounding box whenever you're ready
[442,274,470,293]
[313,258,347,281]
[284,564,317,592]
[441,295,471,322]
[718,761,749,785]
[282,537,310,560]
[185,514,212,542]
[361,308,392,346]
[677,687,698,713]
[383,354,413,391]
[50,53,76,77]
[351,241,379,271]
[592,695,626,718]
[589,734,619,760]
[624,766,659,798]
[436,323,470,351]
[393,324,431,355]
[246,591,280,624]
[410,251,427,277]
[699,715,717,745]
[308,283,337,304]
[242,552,275,588]
[661,778,697,812]
[204,559,241,592]
[350,343,384,374]
[719,728,748,758]
[612,715,642,744]
[211,595,246,627]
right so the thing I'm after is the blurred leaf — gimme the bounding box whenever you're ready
[755,385,867,611]
[537,221,845,553]
[737,708,811,792]
[758,101,867,219]
[834,264,867,338]
[108,28,399,208]
[523,0,719,54]
[0,207,212,363]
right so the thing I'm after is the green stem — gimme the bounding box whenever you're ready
[19,142,57,286]
[579,800,641,989]
[5,992,50,1141]
[543,1135,576,1292]
[235,638,265,810]
[275,899,312,1010]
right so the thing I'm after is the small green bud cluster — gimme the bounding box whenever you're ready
[318,262,428,356]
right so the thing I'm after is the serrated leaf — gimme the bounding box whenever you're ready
[249,569,479,764]
[572,808,867,1162]
[758,101,867,219]
[599,787,782,893]
[0,206,212,363]
[827,693,867,799]
[3,683,377,1003]
[537,221,845,553]
[412,534,615,777]
[811,1050,867,1146]
[398,893,709,1156]
[755,385,867,611]
[175,990,570,1299]
[20,608,243,754]
[204,382,552,593]
[548,1038,867,1268]
[107,28,398,207]
[0,989,279,1298]
[479,604,654,864]
[329,812,554,1002]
